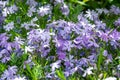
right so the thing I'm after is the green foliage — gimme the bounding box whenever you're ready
[25,64,44,80]
[97,47,104,71]
[0,63,7,75]
[56,70,66,80]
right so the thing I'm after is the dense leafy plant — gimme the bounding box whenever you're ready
[0,0,120,80]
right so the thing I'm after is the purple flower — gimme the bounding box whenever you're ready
[40,44,50,57]
[0,16,5,24]
[95,21,106,29]
[99,31,109,42]
[54,36,64,49]
[105,54,113,64]
[26,0,38,7]
[21,17,38,30]
[103,50,108,57]
[114,18,120,26]
[63,55,74,69]
[53,0,64,5]
[79,58,88,67]
[50,60,61,71]
[1,56,10,63]
[3,22,14,31]
[110,5,120,15]
[96,8,109,14]
[27,6,36,17]
[37,4,51,17]
[1,66,17,80]
[3,5,18,17]
[62,41,74,51]
[24,55,35,69]
[85,9,99,21]
[57,51,66,60]
[60,3,69,16]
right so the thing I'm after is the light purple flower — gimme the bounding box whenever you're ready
[79,58,88,67]
[1,66,17,80]
[57,51,66,60]
[2,5,18,16]
[21,17,38,30]
[26,0,38,7]
[50,60,61,72]
[62,41,74,51]
[4,22,14,31]
[37,4,51,17]
[60,3,69,16]
[24,55,35,69]
[110,5,120,15]
[103,50,108,57]
[95,21,106,29]
[27,6,36,17]
[85,9,99,21]
[99,31,109,42]
[53,0,64,5]
[1,56,10,63]
[114,18,120,26]
[0,16,5,24]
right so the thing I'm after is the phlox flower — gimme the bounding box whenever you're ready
[26,0,38,7]
[83,67,93,77]
[37,4,51,17]
[104,77,117,80]
[60,3,69,16]
[13,76,26,80]
[50,60,61,72]
[4,22,14,31]
[1,66,17,80]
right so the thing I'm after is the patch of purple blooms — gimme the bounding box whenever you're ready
[0,33,21,63]
[0,0,120,79]
[1,66,26,80]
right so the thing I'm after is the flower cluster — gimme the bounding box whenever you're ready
[0,0,120,80]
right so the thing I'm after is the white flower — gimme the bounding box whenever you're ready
[83,67,93,77]
[37,4,51,16]
[0,1,7,7]
[50,60,61,71]
[117,64,120,70]
[13,76,26,80]
[25,46,34,53]
[104,77,117,80]
[2,8,9,17]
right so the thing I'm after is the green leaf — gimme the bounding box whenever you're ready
[56,70,66,80]
[0,63,7,75]
[97,48,104,71]
[10,53,18,64]
[32,65,44,79]
[70,0,87,6]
